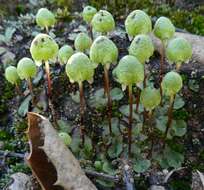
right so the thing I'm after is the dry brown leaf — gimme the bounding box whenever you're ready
[26,112,97,190]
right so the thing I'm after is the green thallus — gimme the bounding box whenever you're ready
[90,35,118,134]
[36,8,56,33]
[66,52,95,144]
[113,55,144,156]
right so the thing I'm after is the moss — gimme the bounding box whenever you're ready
[0,80,14,123]
[88,0,204,35]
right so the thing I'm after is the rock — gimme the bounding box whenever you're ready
[192,171,204,190]
[150,185,165,190]
[6,172,33,190]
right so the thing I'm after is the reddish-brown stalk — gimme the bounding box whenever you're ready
[15,83,23,96]
[135,88,140,113]
[104,66,112,134]
[45,61,52,98]
[159,42,165,102]
[163,94,175,147]
[27,77,35,104]
[128,85,133,157]
[79,81,85,145]
[88,24,93,40]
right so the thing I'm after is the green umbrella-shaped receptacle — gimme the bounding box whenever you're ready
[58,45,74,65]
[74,32,92,53]
[82,5,97,24]
[36,8,56,32]
[17,57,37,97]
[59,132,72,146]
[153,16,175,41]
[5,66,21,95]
[125,10,152,38]
[91,10,115,34]
[128,34,154,87]
[141,87,161,111]
[166,37,192,70]
[129,34,154,64]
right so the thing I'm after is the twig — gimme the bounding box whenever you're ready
[122,160,135,190]
[164,167,186,183]
[0,150,24,159]
[85,169,120,182]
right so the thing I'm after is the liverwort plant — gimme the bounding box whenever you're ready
[129,34,154,111]
[17,57,37,102]
[74,32,92,53]
[90,36,118,134]
[36,8,56,33]
[161,71,183,143]
[91,10,115,35]
[166,37,192,70]
[30,33,59,97]
[66,52,95,144]
[113,55,144,156]
[5,66,21,95]
[58,45,74,65]
[82,5,97,38]
[153,17,175,96]
[125,10,152,39]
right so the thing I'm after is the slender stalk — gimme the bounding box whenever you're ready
[159,41,165,99]
[147,110,154,158]
[15,83,23,96]
[163,95,175,146]
[88,24,93,40]
[135,88,140,113]
[45,61,52,98]
[79,81,85,145]
[128,85,133,157]
[27,77,35,104]
[45,26,49,34]
[143,64,147,88]
[104,66,112,134]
